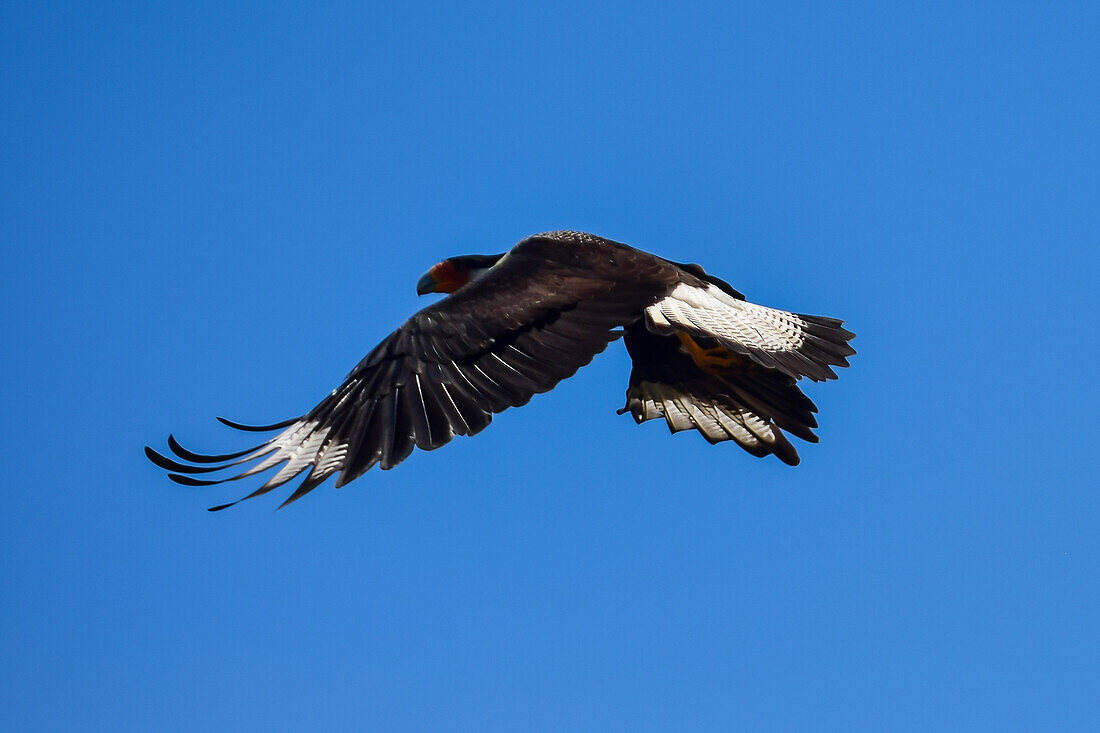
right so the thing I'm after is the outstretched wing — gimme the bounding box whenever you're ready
[643,281,855,382]
[146,240,674,510]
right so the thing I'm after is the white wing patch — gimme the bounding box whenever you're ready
[235,420,322,480]
[644,283,850,381]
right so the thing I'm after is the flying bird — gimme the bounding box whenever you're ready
[146,231,855,510]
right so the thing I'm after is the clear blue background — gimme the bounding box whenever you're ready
[3,1,1097,730]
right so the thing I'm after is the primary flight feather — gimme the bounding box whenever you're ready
[146,231,855,510]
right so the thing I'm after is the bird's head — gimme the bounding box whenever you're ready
[416,254,505,296]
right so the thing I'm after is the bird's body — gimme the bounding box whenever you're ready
[147,231,855,510]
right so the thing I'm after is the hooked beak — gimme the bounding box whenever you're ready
[416,270,438,296]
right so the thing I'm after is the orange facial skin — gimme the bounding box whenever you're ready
[417,259,472,295]
[429,260,469,293]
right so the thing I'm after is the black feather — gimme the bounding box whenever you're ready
[216,415,300,431]
[167,434,262,463]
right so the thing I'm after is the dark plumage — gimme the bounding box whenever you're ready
[146,231,855,509]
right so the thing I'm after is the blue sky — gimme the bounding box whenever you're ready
[2,1,1098,730]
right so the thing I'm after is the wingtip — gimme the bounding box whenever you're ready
[216,415,300,432]
[145,445,179,470]
[168,473,223,487]
[167,432,262,463]
[147,447,230,474]
[771,442,801,466]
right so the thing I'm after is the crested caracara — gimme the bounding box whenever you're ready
[146,231,856,510]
